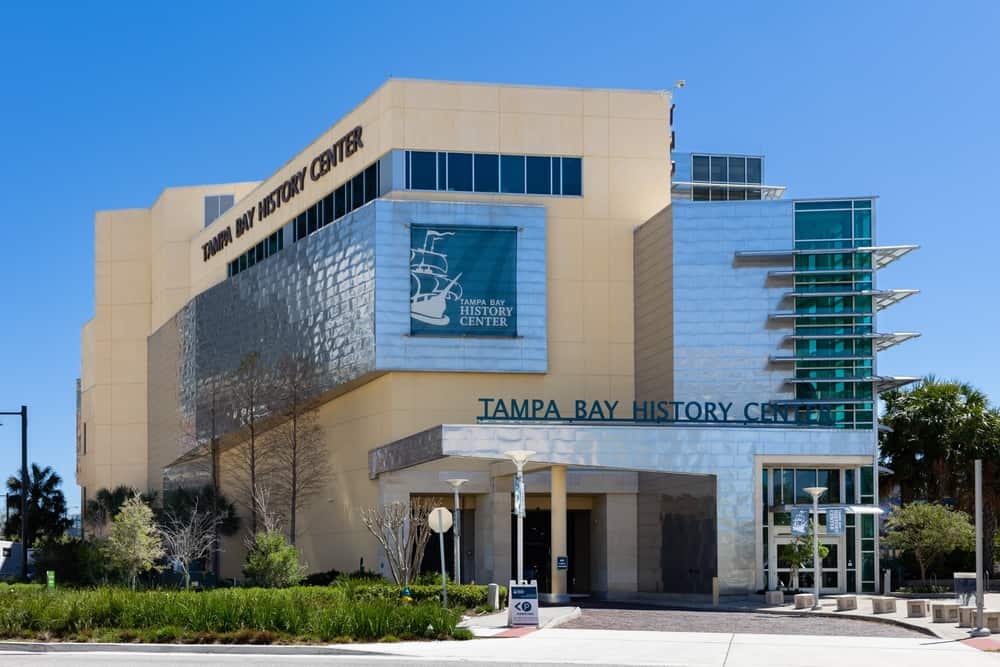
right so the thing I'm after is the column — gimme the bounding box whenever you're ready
[547,464,570,603]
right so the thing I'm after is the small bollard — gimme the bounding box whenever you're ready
[487,583,500,611]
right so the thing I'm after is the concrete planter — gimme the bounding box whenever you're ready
[793,593,816,609]
[906,599,930,618]
[871,597,897,614]
[834,595,858,611]
[764,591,785,606]
[931,602,959,623]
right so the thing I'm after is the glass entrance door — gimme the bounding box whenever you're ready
[774,537,843,594]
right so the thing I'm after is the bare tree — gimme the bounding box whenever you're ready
[245,484,284,542]
[229,352,276,535]
[160,498,222,590]
[268,355,331,545]
[360,498,438,585]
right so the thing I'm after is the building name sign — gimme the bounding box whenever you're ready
[410,225,517,337]
[201,126,364,262]
[477,398,836,426]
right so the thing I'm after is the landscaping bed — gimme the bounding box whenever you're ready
[0,583,476,643]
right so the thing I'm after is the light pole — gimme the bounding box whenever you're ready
[803,486,827,610]
[445,478,468,584]
[0,406,28,582]
[504,450,535,584]
[972,459,991,637]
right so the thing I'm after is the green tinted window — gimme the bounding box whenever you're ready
[795,200,853,210]
[795,210,853,240]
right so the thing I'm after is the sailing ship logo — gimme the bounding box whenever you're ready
[410,229,463,326]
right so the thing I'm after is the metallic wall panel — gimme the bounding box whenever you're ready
[148,202,379,471]
[671,200,794,407]
[149,199,549,480]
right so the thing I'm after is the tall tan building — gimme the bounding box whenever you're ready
[79,78,916,599]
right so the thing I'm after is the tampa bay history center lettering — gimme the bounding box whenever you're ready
[477,398,835,425]
[201,126,364,262]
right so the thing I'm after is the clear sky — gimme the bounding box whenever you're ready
[0,2,997,509]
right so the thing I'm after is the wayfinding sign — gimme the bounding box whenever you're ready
[508,580,539,627]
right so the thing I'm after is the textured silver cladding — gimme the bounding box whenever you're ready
[671,200,795,406]
[149,199,548,465]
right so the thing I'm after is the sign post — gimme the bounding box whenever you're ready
[972,459,991,637]
[508,580,540,627]
[428,507,453,609]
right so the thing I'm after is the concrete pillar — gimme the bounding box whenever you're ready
[475,490,511,585]
[591,493,638,599]
[545,464,570,603]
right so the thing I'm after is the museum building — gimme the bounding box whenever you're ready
[77,78,918,599]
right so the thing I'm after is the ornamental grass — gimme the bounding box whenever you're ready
[0,584,467,643]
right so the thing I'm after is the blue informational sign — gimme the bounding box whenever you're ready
[826,508,845,536]
[556,556,568,570]
[410,225,517,336]
[791,508,810,536]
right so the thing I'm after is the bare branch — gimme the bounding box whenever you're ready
[159,497,222,590]
[360,498,440,585]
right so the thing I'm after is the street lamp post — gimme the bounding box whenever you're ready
[803,486,827,610]
[445,478,468,585]
[0,406,28,582]
[504,450,535,584]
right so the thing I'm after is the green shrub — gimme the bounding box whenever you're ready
[31,537,107,587]
[302,568,341,586]
[335,580,504,609]
[243,531,306,588]
[0,584,465,642]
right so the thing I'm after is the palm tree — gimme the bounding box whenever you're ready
[880,376,1000,572]
[4,464,71,545]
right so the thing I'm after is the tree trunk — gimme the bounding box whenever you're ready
[918,558,927,586]
[290,411,298,545]
[249,420,257,535]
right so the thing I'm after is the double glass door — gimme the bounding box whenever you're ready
[774,536,843,594]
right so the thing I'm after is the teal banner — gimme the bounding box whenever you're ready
[410,225,517,336]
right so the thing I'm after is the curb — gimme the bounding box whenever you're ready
[0,641,388,656]
[541,606,582,629]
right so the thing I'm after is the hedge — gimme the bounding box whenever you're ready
[336,579,505,609]
[0,584,467,643]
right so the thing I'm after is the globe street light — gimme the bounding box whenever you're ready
[504,450,535,584]
[445,478,468,585]
[803,486,827,610]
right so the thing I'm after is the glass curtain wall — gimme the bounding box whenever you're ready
[792,200,876,429]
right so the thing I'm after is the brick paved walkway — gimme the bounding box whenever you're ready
[561,602,928,637]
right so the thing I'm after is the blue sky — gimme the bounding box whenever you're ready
[0,2,997,508]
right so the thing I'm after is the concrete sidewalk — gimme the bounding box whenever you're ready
[459,605,581,636]
[3,628,993,666]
